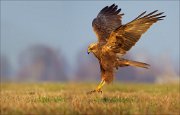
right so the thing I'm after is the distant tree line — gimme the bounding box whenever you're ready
[0,44,179,83]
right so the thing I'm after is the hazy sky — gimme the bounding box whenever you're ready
[1,1,179,70]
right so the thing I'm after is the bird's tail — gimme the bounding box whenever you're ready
[118,59,150,69]
[127,60,150,69]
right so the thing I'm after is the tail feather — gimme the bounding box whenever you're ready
[118,59,150,69]
[127,60,150,69]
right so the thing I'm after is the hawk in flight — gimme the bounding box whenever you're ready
[87,4,165,94]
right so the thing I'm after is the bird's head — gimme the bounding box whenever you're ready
[87,43,98,54]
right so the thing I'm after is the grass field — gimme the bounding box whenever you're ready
[1,82,179,115]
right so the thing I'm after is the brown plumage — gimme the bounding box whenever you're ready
[87,4,165,94]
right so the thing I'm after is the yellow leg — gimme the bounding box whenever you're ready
[87,79,106,94]
[96,80,105,91]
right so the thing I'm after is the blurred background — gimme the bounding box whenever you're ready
[1,1,179,83]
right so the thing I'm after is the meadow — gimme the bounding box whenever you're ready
[1,82,179,115]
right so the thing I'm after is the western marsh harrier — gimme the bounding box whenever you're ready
[87,4,165,94]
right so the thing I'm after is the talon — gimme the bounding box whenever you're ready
[97,89,103,94]
[87,79,105,95]
[87,89,103,95]
[98,90,103,94]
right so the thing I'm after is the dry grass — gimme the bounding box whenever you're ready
[0,82,179,115]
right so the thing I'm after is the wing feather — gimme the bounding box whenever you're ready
[104,10,166,54]
[92,4,124,45]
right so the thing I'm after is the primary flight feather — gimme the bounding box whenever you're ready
[87,4,165,94]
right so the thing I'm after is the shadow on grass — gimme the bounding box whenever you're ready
[32,96,65,103]
[94,97,135,103]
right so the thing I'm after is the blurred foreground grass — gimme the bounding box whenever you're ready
[1,82,180,115]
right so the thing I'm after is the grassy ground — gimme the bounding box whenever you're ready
[0,82,179,115]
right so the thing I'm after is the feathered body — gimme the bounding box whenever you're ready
[87,4,165,93]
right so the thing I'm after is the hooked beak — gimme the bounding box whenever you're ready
[87,49,90,54]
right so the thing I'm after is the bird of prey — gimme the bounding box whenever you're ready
[87,4,165,94]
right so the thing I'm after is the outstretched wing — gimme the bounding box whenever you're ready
[104,10,166,54]
[92,4,124,45]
